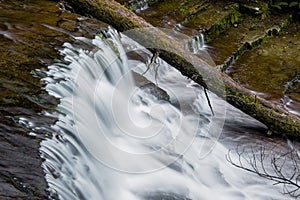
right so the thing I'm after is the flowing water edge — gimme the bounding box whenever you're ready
[35,27,297,200]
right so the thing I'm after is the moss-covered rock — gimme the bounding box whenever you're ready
[64,0,300,137]
[229,23,300,111]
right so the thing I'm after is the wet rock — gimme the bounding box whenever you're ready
[183,2,241,40]
[133,71,170,101]
[132,0,300,129]
[229,23,300,110]
[0,0,107,199]
[207,14,291,67]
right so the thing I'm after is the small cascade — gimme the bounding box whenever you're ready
[282,75,300,116]
[186,34,206,54]
[174,23,183,31]
[129,0,149,13]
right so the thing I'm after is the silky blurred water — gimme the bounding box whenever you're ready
[39,27,293,200]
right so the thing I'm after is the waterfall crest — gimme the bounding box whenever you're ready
[39,27,284,200]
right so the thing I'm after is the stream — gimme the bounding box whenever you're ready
[0,1,299,200]
[39,27,297,199]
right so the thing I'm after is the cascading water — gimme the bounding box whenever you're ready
[129,0,149,13]
[39,27,287,200]
[186,34,206,54]
[282,75,300,116]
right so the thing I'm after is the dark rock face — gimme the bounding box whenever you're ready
[0,0,107,199]
[0,125,47,199]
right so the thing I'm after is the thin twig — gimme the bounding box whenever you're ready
[226,145,300,198]
[142,50,159,76]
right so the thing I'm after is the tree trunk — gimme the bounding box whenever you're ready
[63,0,300,137]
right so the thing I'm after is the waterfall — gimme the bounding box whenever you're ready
[282,75,300,116]
[39,27,285,200]
[186,34,206,54]
[129,0,149,13]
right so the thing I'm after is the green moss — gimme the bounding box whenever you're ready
[0,0,107,115]
[179,8,187,14]
[229,22,300,103]
[207,7,242,41]
[225,84,300,136]
[64,0,300,137]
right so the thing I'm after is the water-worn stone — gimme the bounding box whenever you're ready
[0,0,107,198]
[133,71,170,101]
[229,23,300,113]
[207,14,291,67]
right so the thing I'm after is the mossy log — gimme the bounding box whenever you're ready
[64,0,300,137]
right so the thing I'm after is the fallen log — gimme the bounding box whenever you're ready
[63,0,300,137]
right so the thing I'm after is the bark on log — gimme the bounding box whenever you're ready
[64,0,300,137]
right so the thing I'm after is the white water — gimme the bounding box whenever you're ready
[40,27,287,200]
[282,75,300,116]
[129,0,149,13]
[186,34,206,54]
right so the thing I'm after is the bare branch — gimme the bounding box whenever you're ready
[227,144,300,198]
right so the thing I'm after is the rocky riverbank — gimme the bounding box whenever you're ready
[0,1,106,198]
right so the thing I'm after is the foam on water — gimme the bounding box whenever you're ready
[40,27,286,200]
